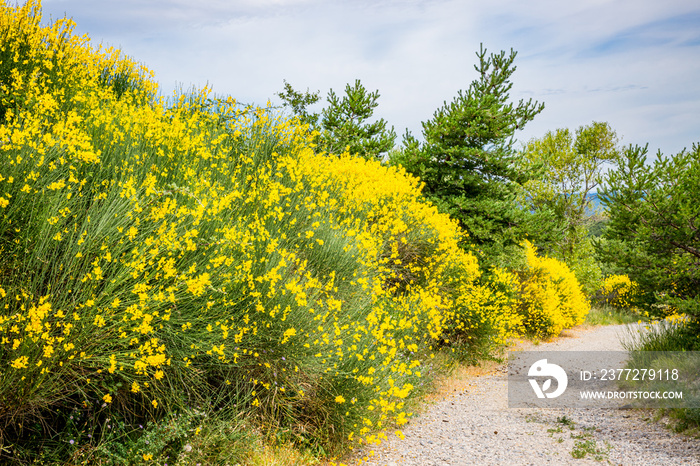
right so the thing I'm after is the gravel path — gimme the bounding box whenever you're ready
[354,324,700,465]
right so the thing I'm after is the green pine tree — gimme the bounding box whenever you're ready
[277,79,396,161]
[393,45,544,265]
[597,143,700,323]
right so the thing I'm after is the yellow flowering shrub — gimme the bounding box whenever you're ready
[478,267,524,345]
[599,274,638,308]
[516,241,590,337]
[0,1,524,458]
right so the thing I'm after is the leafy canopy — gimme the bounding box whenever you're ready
[518,121,620,294]
[520,122,619,232]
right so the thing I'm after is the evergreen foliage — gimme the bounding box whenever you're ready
[597,143,700,322]
[276,79,321,128]
[392,45,544,265]
[320,79,396,160]
[277,79,396,160]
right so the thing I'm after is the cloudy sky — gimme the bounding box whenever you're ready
[41,0,700,156]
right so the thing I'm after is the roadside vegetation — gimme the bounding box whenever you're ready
[1,1,697,464]
[598,136,700,434]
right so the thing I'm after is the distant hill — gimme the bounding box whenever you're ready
[585,192,609,237]
[586,192,606,216]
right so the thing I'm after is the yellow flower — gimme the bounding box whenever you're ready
[93,315,106,328]
[186,273,211,297]
[335,395,346,403]
[281,327,296,343]
[103,394,112,403]
[11,356,29,369]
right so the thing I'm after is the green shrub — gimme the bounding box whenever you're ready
[622,317,700,432]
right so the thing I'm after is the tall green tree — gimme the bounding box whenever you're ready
[597,143,700,322]
[277,79,396,161]
[392,45,544,265]
[518,121,620,294]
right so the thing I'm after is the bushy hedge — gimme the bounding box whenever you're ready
[0,2,536,462]
[516,241,590,337]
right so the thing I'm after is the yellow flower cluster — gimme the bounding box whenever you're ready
[600,274,638,309]
[516,241,590,337]
[0,1,591,455]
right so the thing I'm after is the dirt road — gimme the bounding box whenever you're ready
[355,324,700,465]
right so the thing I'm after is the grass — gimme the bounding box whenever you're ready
[587,302,700,435]
[547,416,574,436]
[540,416,610,462]
[620,317,700,434]
[585,305,642,326]
[621,316,699,352]
[557,415,575,428]
[571,437,611,461]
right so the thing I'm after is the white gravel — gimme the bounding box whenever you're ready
[355,324,700,465]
